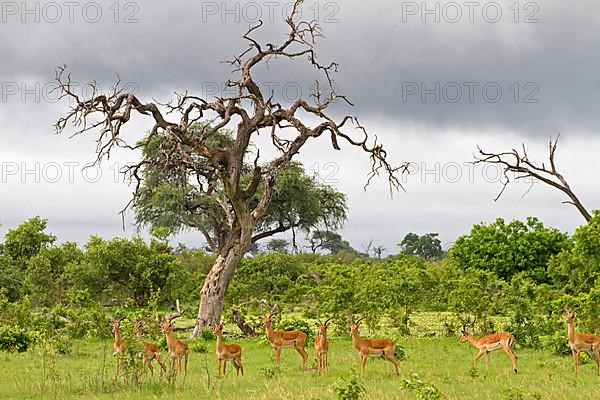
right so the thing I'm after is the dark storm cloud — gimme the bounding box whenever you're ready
[1,0,600,251]
[1,0,600,136]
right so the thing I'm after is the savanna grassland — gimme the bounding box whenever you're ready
[3,215,600,399]
[1,332,598,400]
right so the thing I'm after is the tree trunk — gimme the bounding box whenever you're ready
[232,308,256,337]
[191,220,253,338]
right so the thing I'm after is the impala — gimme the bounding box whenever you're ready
[263,311,308,370]
[460,320,518,374]
[111,315,128,376]
[161,307,189,383]
[132,320,167,379]
[349,317,401,376]
[212,322,244,376]
[563,309,600,376]
[315,317,332,375]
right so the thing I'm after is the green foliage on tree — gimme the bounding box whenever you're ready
[228,253,311,306]
[548,210,600,293]
[450,217,569,282]
[134,126,347,254]
[398,233,444,260]
[4,217,56,268]
[64,236,176,306]
[307,230,356,255]
[265,239,290,253]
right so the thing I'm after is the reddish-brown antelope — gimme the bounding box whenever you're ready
[161,308,189,383]
[212,322,244,376]
[460,320,518,374]
[132,320,167,379]
[263,311,308,370]
[315,317,332,374]
[349,317,401,376]
[563,309,600,376]
[111,315,128,376]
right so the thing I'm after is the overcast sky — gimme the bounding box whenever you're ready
[1,0,599,253]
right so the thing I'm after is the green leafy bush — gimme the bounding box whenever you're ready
[400,373,443,400]
[189,339,209,354]
[201,328,216,341]
[334,376,365,400]
[0,326,32,352]
[394,343,407,361]
[277,318,314,342]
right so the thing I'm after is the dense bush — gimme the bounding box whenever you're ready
[0,326,32,352]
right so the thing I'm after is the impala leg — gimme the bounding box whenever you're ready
[237,356,244,376]
[156,353,167,378]
[296,345,308,370]
[183,353,188,383]
[573,350,580,377]
[316,352,321,374]
[384,349,401,376]
[360,354,367,377]
[592,351,600,376]
[485,352,491,369]
[145,356,154,379]
[275,347,281,368]
[474,350,485,369]
[223,359,227,375]
[324,352,329,374]
[503,346,518,374]
[218,359,222,376]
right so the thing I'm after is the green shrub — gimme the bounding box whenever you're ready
[189,340,209,354]
[277,318,314,342]
[201,328,216,341]
[51,334,73,355]
[334,376,365,400]
[394,343,407,361]
[542,334,571,356]
[0,326,32,352]
[400,373,443,400]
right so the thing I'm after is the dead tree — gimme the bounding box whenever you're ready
[475,136,591,221]
[54,0,405,337]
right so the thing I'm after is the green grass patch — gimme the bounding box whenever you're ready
[0,336,598,399]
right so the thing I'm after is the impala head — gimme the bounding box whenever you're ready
[460,318,475,342]
[212,322,224,335]
[162,309,185,334]
[316,317,333,336]
[111,314,128,333]
[563,308,578,323]
[263,306,278,329]
[349,317,364,336]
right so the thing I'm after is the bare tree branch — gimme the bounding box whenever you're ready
[474,135,591,221]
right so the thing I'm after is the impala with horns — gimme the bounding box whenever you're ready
[460,318,518,374]
[349,317,401,376]
[263,308,308,370]
[315,317,332,375]
[563,308,600,376]
[161,303,189,383]
[212,321,244,376]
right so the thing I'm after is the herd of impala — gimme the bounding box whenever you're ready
[111,307,600,382]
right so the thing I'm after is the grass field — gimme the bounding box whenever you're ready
[1,333,598,400]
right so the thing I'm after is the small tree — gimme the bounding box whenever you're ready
[451,217,569,282]
[266,239,290,254]
[398,233,443,260]
[307,230,355,254]
[54,1,403,336]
